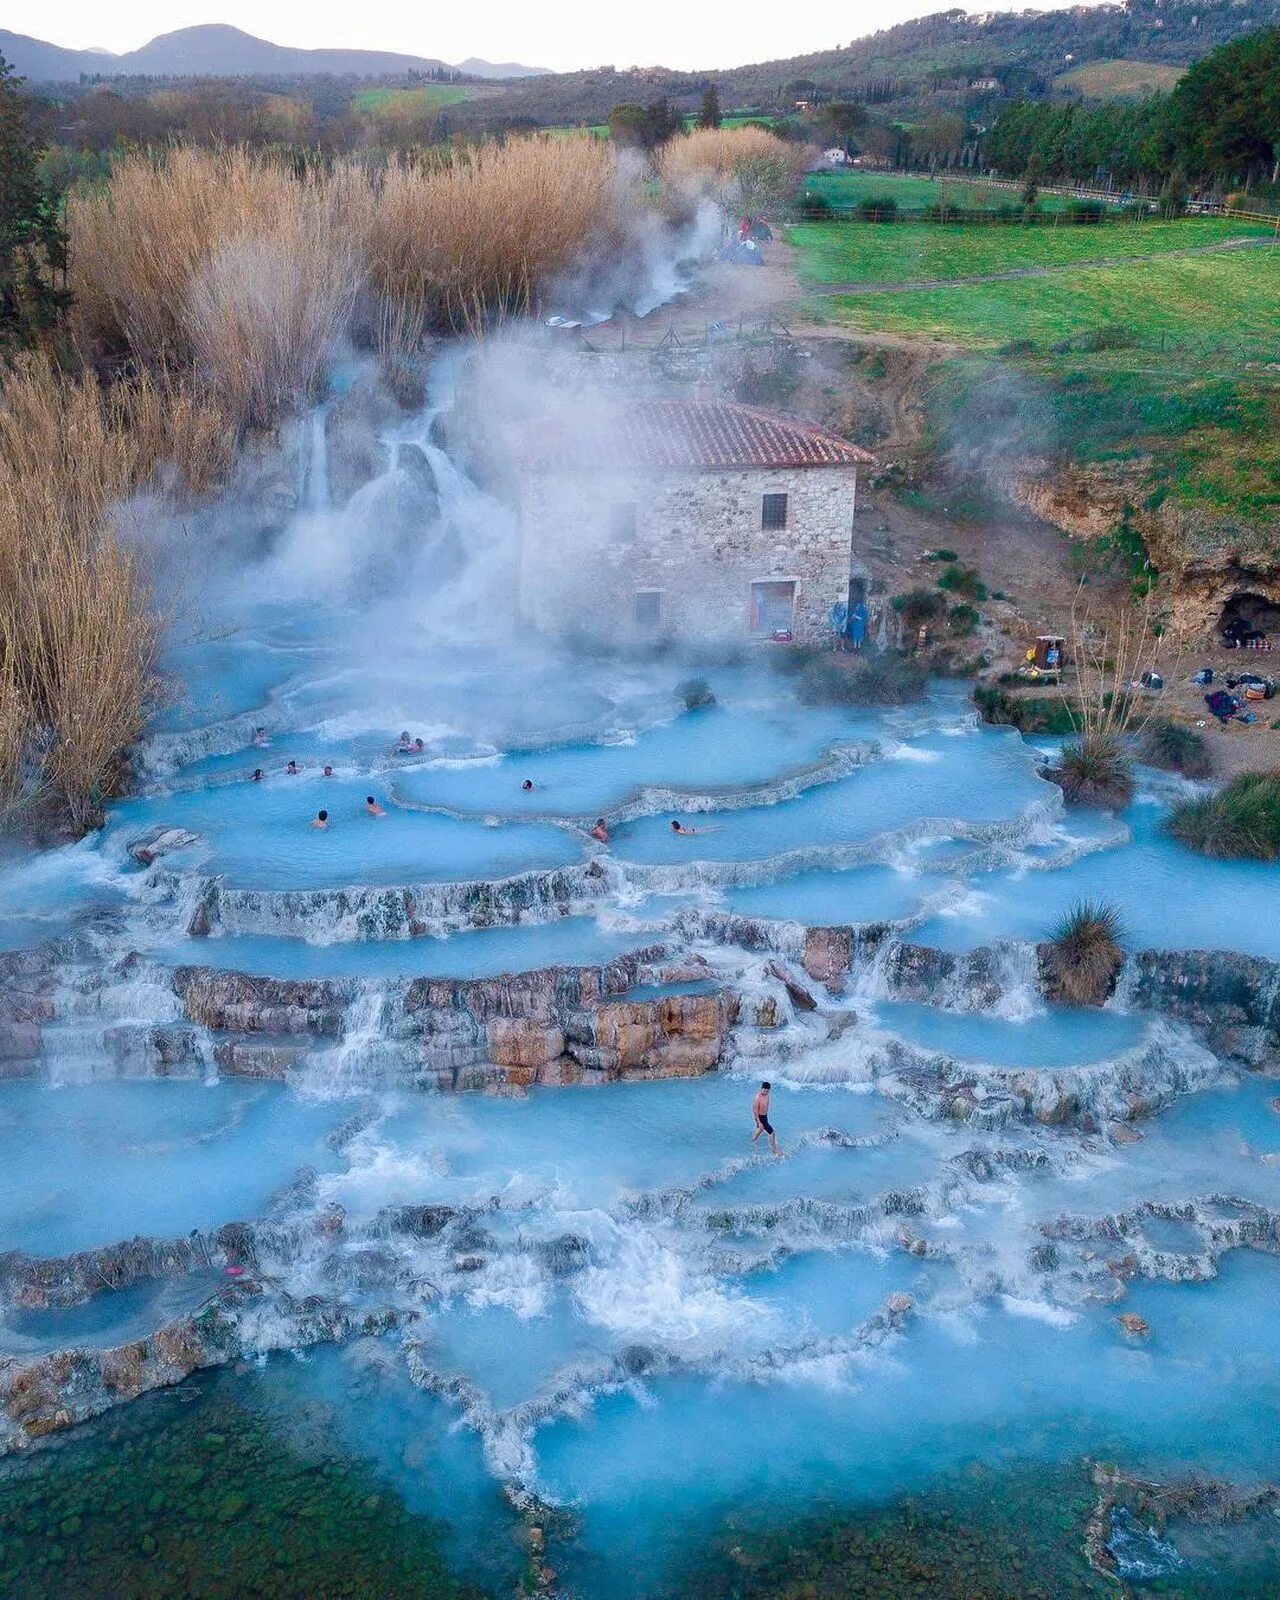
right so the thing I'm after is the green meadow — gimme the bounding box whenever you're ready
[788,216,1269,289]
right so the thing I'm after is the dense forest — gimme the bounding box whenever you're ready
[985,28,1280,189]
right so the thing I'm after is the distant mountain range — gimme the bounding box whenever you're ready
[0,24,549,82]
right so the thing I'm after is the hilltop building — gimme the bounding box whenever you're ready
[507,398,873,645]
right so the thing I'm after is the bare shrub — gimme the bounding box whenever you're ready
[365,138,623,361]
[658,126,808,215]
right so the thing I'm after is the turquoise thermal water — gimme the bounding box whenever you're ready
[4,394,1279,1598]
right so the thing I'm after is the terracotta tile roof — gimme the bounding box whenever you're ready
[512,398,873,472]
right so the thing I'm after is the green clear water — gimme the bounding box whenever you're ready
[0,1361,516,1600]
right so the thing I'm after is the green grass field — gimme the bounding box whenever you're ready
[788,215,1268,288]
[1052,58,1186,99]
[354,85,472,117]
[800,170,1085,213]
[808,248,1280,349]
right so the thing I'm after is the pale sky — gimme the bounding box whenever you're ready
[22,0,1092,75]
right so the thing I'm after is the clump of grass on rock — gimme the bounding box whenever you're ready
[1140,717,1211,779]
[794,652,927,708]
[1044,733,1134,809]
[1043,901,1125,1006]
[1166,770,1280,861]
[678,676,716,711]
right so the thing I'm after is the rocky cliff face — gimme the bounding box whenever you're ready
[1012,460,1280,636]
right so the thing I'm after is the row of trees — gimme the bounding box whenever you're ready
[985,28,1280,190]
[0,58,69,355]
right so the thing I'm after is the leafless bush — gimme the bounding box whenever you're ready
[658,126,809,217]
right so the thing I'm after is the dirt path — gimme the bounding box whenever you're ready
[809,233,1272,295]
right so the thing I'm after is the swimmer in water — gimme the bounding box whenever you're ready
[365,795,385,817]
[591,818,609,844]
[323,764,334,778]
[522,779,535,792]
[312,809,329,829]
[393,732,412,754]
[252,727,269,748]
[250,768,264,783]
[670,819,698,835]
[286,759,299,776]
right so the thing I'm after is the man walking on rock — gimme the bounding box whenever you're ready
[752,1081,780,1156]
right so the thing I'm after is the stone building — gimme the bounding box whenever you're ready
[508,398,873,645]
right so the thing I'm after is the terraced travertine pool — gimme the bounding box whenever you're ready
[1,394,1278,1600]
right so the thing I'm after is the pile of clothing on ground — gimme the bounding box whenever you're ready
[1198,666,1275,724]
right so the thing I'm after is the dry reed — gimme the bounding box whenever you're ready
[69,147,359,428]
[658,126,809,214]
[365,138,622,358]
[0,356,221,828]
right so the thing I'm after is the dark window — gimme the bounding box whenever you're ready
[635,590,662,627]
[761,493,788,531]
[609,502,637,542]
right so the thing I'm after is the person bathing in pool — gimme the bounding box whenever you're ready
[311,809,329,829]
[751,1081,780,1156]
[365,795,385,817]
[671,819,701,836]
[591,818,610,844]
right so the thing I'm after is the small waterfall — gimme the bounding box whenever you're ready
[302,404,331,515]
[300,984,419,1095]
[1107,954,1139,1014]
[984,942,1045,1021]
[851,936,898,1001]
[43,961,189,1083]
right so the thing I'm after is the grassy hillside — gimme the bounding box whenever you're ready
[1052,58,1187,98]
[353,84,473,114]
[793,205,1280,529]
[441,0,1280,130]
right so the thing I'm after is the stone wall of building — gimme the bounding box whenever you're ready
[516,465,859,644]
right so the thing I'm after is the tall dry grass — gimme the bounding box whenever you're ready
[0,356,225,829]
[658,126,809,215]
[363,137,623,356]
[69,147,359,428]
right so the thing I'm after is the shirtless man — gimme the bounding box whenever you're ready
[591,818,609,844]
[311,809,329,829]
[522,779,535,792]
[250,768,264,783]
[670,819,698,836]
[365,795,385,817]
[751,1081,780,1156]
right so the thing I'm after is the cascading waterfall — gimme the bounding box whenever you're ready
[301,403,331,515]
[5,349,1280,1598]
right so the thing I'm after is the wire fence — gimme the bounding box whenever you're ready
[808,171,1280,228]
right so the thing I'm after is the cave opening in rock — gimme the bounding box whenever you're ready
[1216,591,1280,645]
